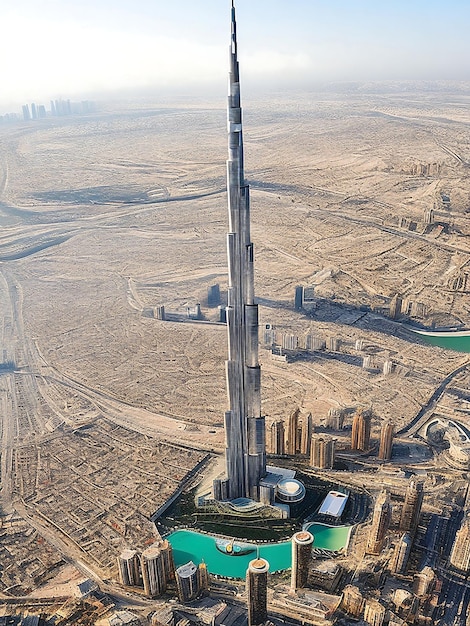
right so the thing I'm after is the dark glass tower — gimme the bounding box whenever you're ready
[220,1,266,500]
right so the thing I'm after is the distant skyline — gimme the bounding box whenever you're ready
[2,0,470,113]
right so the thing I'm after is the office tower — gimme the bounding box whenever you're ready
[207,284,221,307]
[399,477,424,535]
[246,558,269,626]
[351,408,371,451]
[176,561,200,603]
[294,286,304,310]
[378,420,394,461]
[198,561,209,594]
[286,408,300,455]
[367,490,392,554]
[389,294,402,320]
[413,566,435,596]
[364,599,387,626]
[300,412,313,456]
[390,533,412,575]
[290,531,313,592]
[341,585,364,618]
[117,549,141,587]
[141,544,166,597]
[22,104,31,121]
[326,407,344,430]
[450,515,470,571]
[215,0,266,501]
[160,539,175,581]
[310,435,335,469]
[270,420,285,455]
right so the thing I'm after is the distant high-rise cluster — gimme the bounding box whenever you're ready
[269,409,313,457]
[20,99,94,122]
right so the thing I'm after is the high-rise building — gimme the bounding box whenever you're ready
[215,0,266,501]
[310,435,335,469]
[246,558,269,626]
[390,533,412,575]
[367,490,392,555]
[351,408,371,451]
[378,420,394,461]
[450,515,470,571]
[399,477,424,535]
[176,561,200,603]
[413,566,435,596]
[117,549,141,587]
[141,540,175,597]
[300,412,313,456]
[326,407,344,430]
[286,408,300,455]
[364,599,387,626]
[270,420,285,455]
[141,545,166,597]
[294,286,304,310]
[290,531,313,592]
[341,585,364,617]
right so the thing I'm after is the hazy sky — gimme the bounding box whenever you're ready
[1,0,469,111]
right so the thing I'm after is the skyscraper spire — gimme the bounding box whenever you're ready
[216,1,266,501]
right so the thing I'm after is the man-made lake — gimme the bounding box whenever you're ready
[168,523,352,578]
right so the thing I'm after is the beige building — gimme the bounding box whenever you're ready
[450,515,470,571]
[367,490,392,555]
[310,435,335,469]
[351,408,371,451]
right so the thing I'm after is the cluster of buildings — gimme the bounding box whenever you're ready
[21,99,94,121]
[118,540,209,603]
[269,407,396,471]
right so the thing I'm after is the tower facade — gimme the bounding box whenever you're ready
[399,477,424,535]
[351,409,371,451]
[286,408,300,455]
[219,0,266,501]
[176,561,200,603]
[367,490,392,555]
[117,549,141,587]
[246,558,269,626]
[378,420,394,461]
[450,515,470,571]
[290,531,314,592]
[270,420,285,455]
[390,533,412,575]
[310,435,335,469]
[141,540,175,598]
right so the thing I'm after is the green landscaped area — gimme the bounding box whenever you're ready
[168,524,352,578]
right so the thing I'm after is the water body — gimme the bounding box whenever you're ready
[410,328,470,353]
[168,524,351,578]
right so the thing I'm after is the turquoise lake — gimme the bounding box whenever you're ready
[410,329,470,353]
[168,524,352,578]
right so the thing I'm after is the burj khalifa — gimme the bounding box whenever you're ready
[214,1,267,501]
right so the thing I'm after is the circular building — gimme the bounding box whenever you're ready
[276,478,306,503]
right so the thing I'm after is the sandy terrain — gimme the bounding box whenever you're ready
[0,85,470,588]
